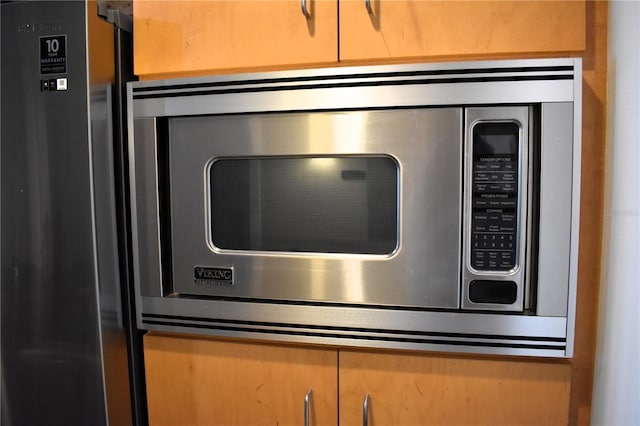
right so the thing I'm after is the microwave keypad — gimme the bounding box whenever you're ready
[471,122,519,272]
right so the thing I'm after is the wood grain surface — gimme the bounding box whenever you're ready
[339,350,571,426]
[339,0,585,62]
[144,334,338,426]
[133,0,338,79]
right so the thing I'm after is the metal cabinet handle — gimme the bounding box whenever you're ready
[363,394,371,426]
[301,0,311,18]
[365,0,373,15]
[304,388,313,426]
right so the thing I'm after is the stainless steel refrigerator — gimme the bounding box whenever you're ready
[1,1,143,425]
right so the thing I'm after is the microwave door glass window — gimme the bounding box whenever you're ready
[209,156,398,255]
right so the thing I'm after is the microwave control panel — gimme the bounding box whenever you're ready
[463,106,529,312]
[470,122,519,272]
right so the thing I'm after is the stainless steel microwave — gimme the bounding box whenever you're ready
[127,58,582,357]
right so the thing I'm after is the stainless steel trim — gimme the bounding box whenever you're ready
[141,296,568,337]
[363,394,370,426]
[130,118,164,301]
[127,83,145,327]
[301,0,310,18]
[536,103,574,317]
[133,80,574,119]
[138,295,570,359]
[304,389,312,426]
[139,296,569,357]
[143,324,567,358]
[130,58,578,119]
[130,57,577,91]
[565,59,583,357]
[133,73,572,102]
[524,107,536,311]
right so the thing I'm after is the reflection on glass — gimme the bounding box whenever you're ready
[209,156,398,255]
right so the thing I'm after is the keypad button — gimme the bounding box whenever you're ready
[471,153,519,271]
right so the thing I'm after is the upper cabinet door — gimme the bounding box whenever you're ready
[134,1,338,79]
[339,0,585,61]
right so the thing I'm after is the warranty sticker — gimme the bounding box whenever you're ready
[40,35,67,75]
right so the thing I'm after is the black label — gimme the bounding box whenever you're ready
[471,122,519,272]
[40,35,66,75]
[194,266,233,286]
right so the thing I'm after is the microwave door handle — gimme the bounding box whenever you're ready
[304,388,312,426]
[363,393,371,426]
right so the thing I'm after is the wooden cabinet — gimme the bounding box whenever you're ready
[339,0,585,62]
[133,0,585,79]
[133,0,338,79]
[143,334,338,426]
[339,350,571,426]
[144,334,571,426]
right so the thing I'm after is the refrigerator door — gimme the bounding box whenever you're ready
[1,1,132,425]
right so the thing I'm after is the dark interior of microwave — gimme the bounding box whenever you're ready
[208,156,398,255]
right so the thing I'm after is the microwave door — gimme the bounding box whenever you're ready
[166,108,463,309]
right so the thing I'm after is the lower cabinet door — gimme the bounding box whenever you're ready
[338,350,571,426]
[144,334,338,426]
[144,335,571,425]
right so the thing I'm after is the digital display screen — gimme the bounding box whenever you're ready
[473,122,519,158]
